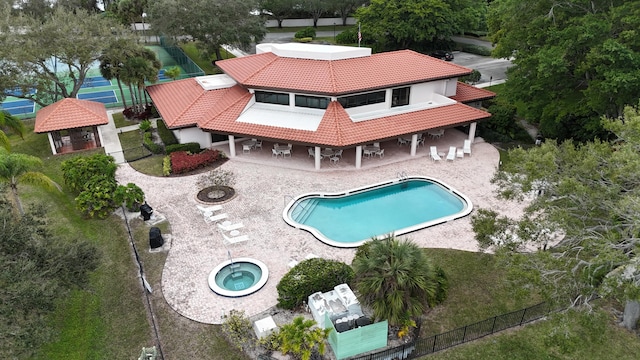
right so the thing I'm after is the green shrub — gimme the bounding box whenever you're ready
[113,183,145,212]
[460,69,481,84]
[138,120,152,132]
[162,156,171,176]
[221,310,253,351]
[460,44,492,56]
[294,27,316,39]
[75,175,119,219]
[336,27,357,44]
[477,98,523,142]
[142,132,163,154]
[165,142,201,155]
[156,119,178,146]
[61,154,117,193]
[431,265,449,306]
[276,258,355,309]
[294,37,313,43]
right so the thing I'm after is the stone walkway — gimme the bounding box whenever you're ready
[116,131,525,324]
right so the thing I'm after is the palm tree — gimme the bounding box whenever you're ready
[351,235,438,327]
[0,111,26,151]
[0,148,61,215]
[278,316,330,360]
[99,39,139,110]
[120,47,162,114]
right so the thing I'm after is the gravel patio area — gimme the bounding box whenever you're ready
[115,133,524,325]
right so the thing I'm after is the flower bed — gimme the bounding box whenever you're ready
[170,149,220,174]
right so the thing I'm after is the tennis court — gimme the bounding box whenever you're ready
[1,99,36,116]
[4,87,36,97]
[81,76,111,88]
[77,90,118,104]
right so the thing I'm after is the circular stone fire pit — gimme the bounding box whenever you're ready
[197,185,235,203]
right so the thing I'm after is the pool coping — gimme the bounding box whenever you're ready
[282,175,473,248]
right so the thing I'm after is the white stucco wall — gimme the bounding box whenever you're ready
[174,127,212,149]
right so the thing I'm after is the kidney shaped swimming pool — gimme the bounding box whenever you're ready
[283,176,472,247]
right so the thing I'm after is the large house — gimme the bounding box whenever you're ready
[146,43,495,170]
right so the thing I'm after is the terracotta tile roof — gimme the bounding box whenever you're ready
[450,82,496,103]
[201,101,491,147]
[217,49,472,95]
[146,78,231,129]
[34,98,108,133]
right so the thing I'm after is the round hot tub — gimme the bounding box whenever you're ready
[208,258,268,297]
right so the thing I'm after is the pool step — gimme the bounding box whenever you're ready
[291,199,319,224]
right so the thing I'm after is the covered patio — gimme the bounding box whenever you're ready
[34,98,108,155]
[213,127,473,171]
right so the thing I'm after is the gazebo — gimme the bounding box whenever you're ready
[34,98,108,155]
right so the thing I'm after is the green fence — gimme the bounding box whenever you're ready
[159,37,205,77]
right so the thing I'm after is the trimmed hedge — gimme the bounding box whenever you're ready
[156,119,179,146]
[165,142,201,155]
[294,27,316,39]
[277,258,355,309]
[142,132,163,154]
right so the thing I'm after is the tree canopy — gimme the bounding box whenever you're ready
[0,6,135,107]
[0,195,100,359]
[488,0,640,142]
[356,0,488,52]
[147,0,266,61]
[474,105,640,329]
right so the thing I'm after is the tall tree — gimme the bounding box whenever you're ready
[0,148,61,215]
[356,0,460,51]
[99,38,142,110]
[474,106,640,330]
[327,0,367,26]
[352,236,443,326]
[488,0,640,142]
[0,7,135,107]
[120,47,161,113]
[148,0,266,61]
[301,0,329,28]
[259,0,296,28]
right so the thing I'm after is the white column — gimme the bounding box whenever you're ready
[228,135,236,157]
[468,122,477,142]
[47,133,57,155]
[314,146,321,170]
[410,134,418,156]
[355,145,362,169]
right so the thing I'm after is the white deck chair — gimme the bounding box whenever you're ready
[197,204,223,215]
[429,146,441,161]
[463,139,472,156]
[217,221,244,232]
[446,146,456,161]
[221,231,249,244]
[205,212,228,224]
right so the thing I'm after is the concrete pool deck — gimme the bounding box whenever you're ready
[115,130,525,324]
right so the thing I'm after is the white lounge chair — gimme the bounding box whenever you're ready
[463,139,472,156]
[446,146,456,161]
[221,231,249,244]
[197,204,223,215]
[430,146,441,161]
[217,221,244,232]
[205,212,228,224]
[456,148,464,158]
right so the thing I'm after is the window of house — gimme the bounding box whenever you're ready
[295,95,330,109]
[255,91,289,105]
[392,87,410,107]
[337,90,386,109]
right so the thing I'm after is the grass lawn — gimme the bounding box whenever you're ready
[179,42,235,75]
[112,111,137,128]
[426,308,640,359]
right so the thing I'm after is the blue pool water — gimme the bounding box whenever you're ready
[283,177,472,247]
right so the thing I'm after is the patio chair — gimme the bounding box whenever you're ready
[397,137,409,145]
[463,139,471,156]
[282,149,292,158]
[217,221,244,232]
[205,212,228,224]
[221,231,249,245]
[308,147,315,158]
[446,146,456,161]
[429,146,441,161]
[330,156,340,164]
[242,144,251,154]
[334,149,343,158]
[417,137,425,147]
[197,204,223,216]
[272,148,281,158]
[254,140,263,150]
[375,149,385,158]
